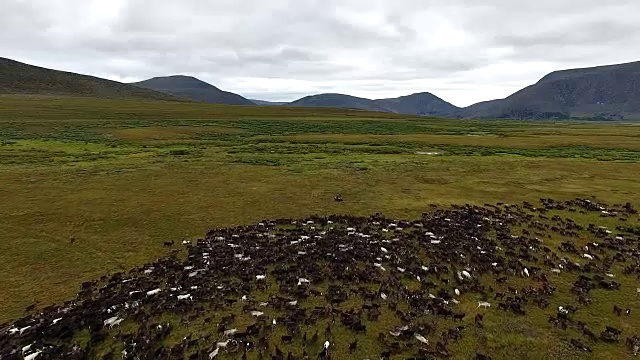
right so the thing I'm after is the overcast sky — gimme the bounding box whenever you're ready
[3,0,640,106]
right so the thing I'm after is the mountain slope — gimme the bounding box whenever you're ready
[459,61,640,119]
[0,57,182,101]
[288,93,392,112]
[374,92,460,116]
[132,76,255,106]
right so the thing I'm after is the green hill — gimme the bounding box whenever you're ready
[459,61,640,120]
[288,93,394,113]
[131,75,255,105]
[374,92,460,116]
[287,92,460,116]
[0,57,184,101]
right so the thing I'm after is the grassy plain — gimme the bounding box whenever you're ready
[1,96,640,358]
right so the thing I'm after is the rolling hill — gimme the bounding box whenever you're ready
[287,93,393,113]
[131,76,255,106]
[374,92,460,116]
[458,61,640,120]
[287,92,459,116]
[0,57,183,101]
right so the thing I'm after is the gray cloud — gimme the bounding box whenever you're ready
[2,0,640,106]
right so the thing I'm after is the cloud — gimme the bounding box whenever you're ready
[2,0,640,106]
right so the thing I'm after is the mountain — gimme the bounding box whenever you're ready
[5,56,639,119]
[458,61,640,120]
[284,62,640,119]
[131,76,255,106]
[251,99,288,106]
[374,92,460,116]
[286,92,459,116]
[0,57,182,101]
[288,93,393,112]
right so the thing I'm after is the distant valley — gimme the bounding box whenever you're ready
[250,99,288,106]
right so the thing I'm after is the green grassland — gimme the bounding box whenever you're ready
[1,96,640,358]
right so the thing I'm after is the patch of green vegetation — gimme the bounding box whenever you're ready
[232,155,285,166]
[229,143,411,155]
[228,118,431,135]
[166,149,194,156]
[431,145,640,161]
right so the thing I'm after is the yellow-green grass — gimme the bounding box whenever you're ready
[0,96,413,121]
[269,133,640,150]
[2,156,639,322]
[1,96,640,359]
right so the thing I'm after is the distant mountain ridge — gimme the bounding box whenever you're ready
[260,61,640,119]
[286,92,460,116]
[456,61,640,120]
[131,76,255,106]
[3,56,640,120]
[0,57,182,101]
[374,93,460,116]
[287,93,394,113]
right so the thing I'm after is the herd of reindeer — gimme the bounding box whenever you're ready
[1,198,639,359]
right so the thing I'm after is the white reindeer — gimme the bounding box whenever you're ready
[177,294,192,301]
[415,334,429,344]
[477,301,491,309]
[103,317,119,327]
[109,318,123,329]
[24,351,42,360]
